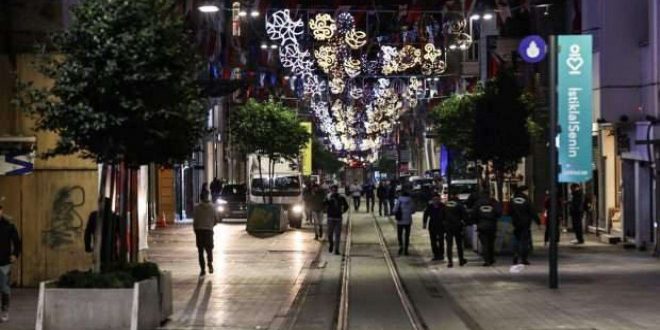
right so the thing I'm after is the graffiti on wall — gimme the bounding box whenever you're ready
[43,186,85,248]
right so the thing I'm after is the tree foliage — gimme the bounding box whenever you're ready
[429,93,478,158]
[16,0,206,166]
[374,155,397,175]
[230,99,311,162]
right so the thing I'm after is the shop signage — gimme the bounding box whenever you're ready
[557,35,593,183]
[518,35,547,63]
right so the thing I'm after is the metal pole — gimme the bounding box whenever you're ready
[548,35,559,289]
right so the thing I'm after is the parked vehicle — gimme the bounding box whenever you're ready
[215,184,248,221]
[247,155,305,228]
[442,179,478,202]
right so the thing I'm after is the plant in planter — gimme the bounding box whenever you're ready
[230,99,311,231]
[37,262,172,330]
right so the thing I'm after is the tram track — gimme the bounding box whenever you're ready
[335,212,426,330]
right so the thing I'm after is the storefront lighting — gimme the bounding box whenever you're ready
[198,5,220,13]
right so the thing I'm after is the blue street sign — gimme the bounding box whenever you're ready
[518,35,547,63]
[557,35,593,183]
[0,152,34,175]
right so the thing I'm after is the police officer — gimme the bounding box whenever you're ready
[510,186,540,265]
[423,193,445,261]
[472,190,502,266]
[444,193,468,268]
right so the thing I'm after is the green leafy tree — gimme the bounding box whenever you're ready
[312,139,343,175]
[230,99,311,203]
[15,0,207,266]
[473,69,535,201]
[429,93,479,193]
[373,155,397,176]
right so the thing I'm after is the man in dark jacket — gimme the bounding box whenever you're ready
[444,194,468,267]
[569,184,585,244]
[193,191,220,276]
[511,186,540,265]
[324,185,349,255]
[363,181,375,213]
[0,205,21,322]
[388,180,398,216]
[377,181,389,216]
[472,191,502,266]
[423,194,445,262]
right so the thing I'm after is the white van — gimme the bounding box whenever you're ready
[247,155,305,228]
[442,179,478,202]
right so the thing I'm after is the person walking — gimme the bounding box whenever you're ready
[388,180,398,216]
[510,186,540,265]
[349,180,362,212]
[363,181,375,213]
[310,184,327,240]
[444,194,468,267]
[393,190,415,256]
[472,191,502,266]
[0,205,21,323]
[325,185,349,255]
[422,193,445,261]
[377,181,389,216]
[210,177,222,202]
[569,184,585,244]
[193,191,220,277]
[303,183,313,225]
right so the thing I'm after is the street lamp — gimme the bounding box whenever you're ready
[260,43,268,50]
[483,13,494,20]
[250,10,260,18]
[270,44,278,49]
[198,4,220,13]
[239,10,247,17]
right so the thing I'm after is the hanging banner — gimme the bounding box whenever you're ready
[557,35,593,183]
[300,122,313,175]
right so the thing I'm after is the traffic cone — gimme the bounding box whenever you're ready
[157,211,168,228]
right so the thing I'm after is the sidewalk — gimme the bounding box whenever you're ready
[148,221,322,329]
[403,213,660,330]
[0,289,37,330]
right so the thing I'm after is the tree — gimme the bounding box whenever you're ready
[16,0,207,267]
[429,93,479,194]
[373,155,397,176]
[312,139,343,175]
[473,69,535,201]
[230,99,311,203]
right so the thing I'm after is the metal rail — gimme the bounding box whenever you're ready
[372,214,426,330]
[336,210,352,330]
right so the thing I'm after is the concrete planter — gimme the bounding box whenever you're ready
[246,204,288,233]
[36,272,173,330]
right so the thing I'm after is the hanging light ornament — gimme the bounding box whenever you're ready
[380,46,399,75]
[314,45,336,73]
[330,78,345,94]
[336,12,355,34]
[266,9,305,46]
[343,57,362,78]
[345,29,367,49]
[308,13,336,41]
[350,85,363,99]
[398,45,422,71]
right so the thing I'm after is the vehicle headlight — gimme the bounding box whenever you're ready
[217,206,225,213]
[292,204,304,214]
[215,198,228,205]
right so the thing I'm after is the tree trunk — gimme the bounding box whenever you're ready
[119,163,129,264]
[268,158,275,205]
[93,165,108,272]
[257,155,266,204]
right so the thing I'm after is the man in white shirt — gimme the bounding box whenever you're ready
[349,180,362,212]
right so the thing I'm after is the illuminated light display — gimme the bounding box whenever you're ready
[345,29,367,49]
[308,13,336,41]
[266,9,305,46]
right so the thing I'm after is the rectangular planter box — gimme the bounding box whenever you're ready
[246,204,287,233]
[37,274,172,330]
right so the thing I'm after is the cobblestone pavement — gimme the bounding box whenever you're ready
[399,213,660,330]
[148,221,322,330]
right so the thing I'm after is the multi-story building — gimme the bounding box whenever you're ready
[583,0,660,250]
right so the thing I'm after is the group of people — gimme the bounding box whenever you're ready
[345,179,399,216]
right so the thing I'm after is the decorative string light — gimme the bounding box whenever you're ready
[345,29,367,49]
[266,9,304,46]
[308,13,336,41]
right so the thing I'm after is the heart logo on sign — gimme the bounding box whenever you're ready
[566,56,584,72]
